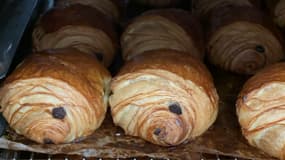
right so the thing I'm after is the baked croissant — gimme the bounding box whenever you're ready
[236,63,285,159]
[33,4,118,67]
[0,48,111,144]
[265,0,285,28]
[133,0,181,8]
[55,0,121,21]
[204,6,284,74]
[121,9,204,61]
[109,50,219,146]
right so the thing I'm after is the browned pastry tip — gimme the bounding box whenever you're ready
[33,4,118,67]
[121,8,204,61]
[265,0,285,28]
[55,0,121,21]
[0,48,111,144]
[205,6,284,75]
[109,49,218,146]
[236,62,285,159]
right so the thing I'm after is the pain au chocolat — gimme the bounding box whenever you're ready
[55,0,121,21]
[121,8,204,61]
[109,50,219,146]
[204,6,284,74]
[237,63,285,159]
[33,4,118,67]
[0,48,111,144]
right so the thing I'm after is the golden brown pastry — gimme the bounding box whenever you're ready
[121,9,204,61]
[55,0,121,21]
[0,48,111,144]
[109,50,219,146]
[204,6,284,74]
[265,0,285,28]
[33,4,118,67]
[133,0,181,8]
[236,63,285,159]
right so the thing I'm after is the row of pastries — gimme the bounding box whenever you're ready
[1,0,285,159]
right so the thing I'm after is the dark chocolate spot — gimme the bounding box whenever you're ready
[168,102,182,115]
[95,52,103,62]
[255,45,265,53]
[43,138,54,144]
[153,128,161,136]
[52,107,66,119]
[176,119,182,127]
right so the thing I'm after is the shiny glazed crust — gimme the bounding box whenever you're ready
[0,48,111,144]
[109,50,219,146]
[32,4,118,67]
[121,8,204,61]
[237,63,285,159]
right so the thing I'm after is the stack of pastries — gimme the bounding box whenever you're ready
[110,8,219,146]
[194,0,284,74]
